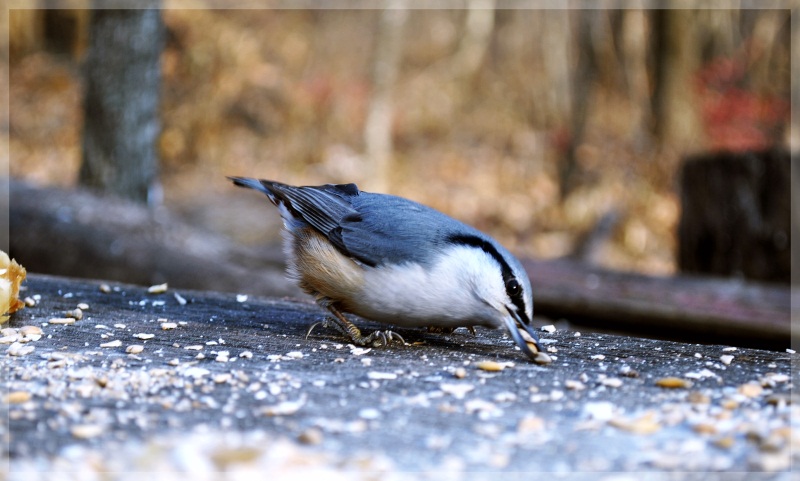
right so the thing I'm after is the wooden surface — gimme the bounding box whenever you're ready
[3,274,796,477]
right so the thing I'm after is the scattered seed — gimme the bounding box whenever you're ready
[519,329,538,344]
[260,395,307,416]
[213,373,232,384]
[182,366,209,378]
[134,333,155,340]
[168,359,180,366]
[215,351,230,362]
[692,423,717,435]
[714,436,735,449]
[590,354,605,360]
[440,383,475,399]
[765,394,790,406]
[601,378,623,388]
[348,346,371,356]
[48,318,75,325]
[99,284,111,293]
[239,351,253,359]
[70,424,104,439]
[533,352,553,365]
[160,322,178,330]
[23,297,36,307]
[126,345,144,354]
[359,408,381,419]
[720,354,734,365]
[687,391,710,404]
[655,377,692,389]
[5,391,32,404]
[47,360,66,369]
[721,398,739,410]
[453,367,467,379]
[298,427,323,445]
[7,342,35,356]
[147,283,168,294]
[185,345,203,350]
[173,292,187,306]
[100,340,122,348]
[722,346,737,352]
[19,325,43,337]
[517,415,545,434]
[66,308,83,320]
[367,371,397,380]
[236,294,248,302]
[565,379,586,390]
[738,382,763,398]
[476,360,509,372]
[608,412,661,435]
[541,325,556,333]
[493,391,517,402]
[285,351,303,359]
[0,334,18,344]
[114,324,126,329]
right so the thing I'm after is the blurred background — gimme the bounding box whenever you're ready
[4,3,794,282]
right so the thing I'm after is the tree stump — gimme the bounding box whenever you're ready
[678,149,792,283]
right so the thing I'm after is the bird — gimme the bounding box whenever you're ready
[228,177,544,362]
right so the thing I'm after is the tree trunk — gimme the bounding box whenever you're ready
[560,9,595,198]
[678,149,792,284]
[79,5,163,205]
[364,1,407,193]
[650,7,702,151]
[449,0,495,81]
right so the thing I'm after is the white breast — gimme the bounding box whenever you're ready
[351,245,506,328]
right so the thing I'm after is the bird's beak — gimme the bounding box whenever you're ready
[503,307,542,361]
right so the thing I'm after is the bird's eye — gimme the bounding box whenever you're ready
[506,278,521,297]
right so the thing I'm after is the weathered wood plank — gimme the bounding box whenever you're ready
[3,273,795,474]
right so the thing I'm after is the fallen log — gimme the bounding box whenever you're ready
[8,178,793,349]
[8,178,299,298]
[526,258,793,351]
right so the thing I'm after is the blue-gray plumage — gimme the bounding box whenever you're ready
[229,176,545,362]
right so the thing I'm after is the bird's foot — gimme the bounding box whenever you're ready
[305,307,405,347]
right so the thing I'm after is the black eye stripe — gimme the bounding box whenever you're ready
[447,234,529,322]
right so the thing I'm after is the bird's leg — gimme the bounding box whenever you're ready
[306,305,405,347]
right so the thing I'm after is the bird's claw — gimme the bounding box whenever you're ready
[361,330,405,347]
[306,316,404,347]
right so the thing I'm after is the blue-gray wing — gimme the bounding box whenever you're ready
[230,177,472,267]
[337,192,476,267]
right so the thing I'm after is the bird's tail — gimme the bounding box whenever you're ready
[227,176,285,206]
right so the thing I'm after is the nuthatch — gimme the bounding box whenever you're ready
[229,177,543,361]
